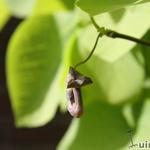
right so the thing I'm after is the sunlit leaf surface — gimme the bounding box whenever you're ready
[6,15,63,127]
[76,0,150,15]
[58,101,130,150]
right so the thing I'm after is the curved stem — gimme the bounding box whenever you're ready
[74,33,102,69]
[90,16,100,31]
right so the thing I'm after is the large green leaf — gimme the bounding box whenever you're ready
[58,101,130,150]
[6,15,63,127]
[76,0,150,15]
[79,4,150,63]
[86,50,144,104]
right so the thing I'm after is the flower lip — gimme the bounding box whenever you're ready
[67,88,83,118]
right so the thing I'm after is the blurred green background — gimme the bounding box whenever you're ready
[0,0,150,149]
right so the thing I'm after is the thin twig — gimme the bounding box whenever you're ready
[91,16,150,47]
[105,30,150,46]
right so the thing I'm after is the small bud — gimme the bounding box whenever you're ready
[66,67,92,117]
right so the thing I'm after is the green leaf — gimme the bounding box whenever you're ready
[0,0,10,29]
[86,50,144,104]
[58,101,130,150]
[120,99,150,150]
[61,0,76,10]
[5,0,36,17]
[6,15,63,127]
[76,0,150,15]
[79,4,150,63]
[134,99,150,139]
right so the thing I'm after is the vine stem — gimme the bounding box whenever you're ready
[74,33,102,69]
[90,16,150,46]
